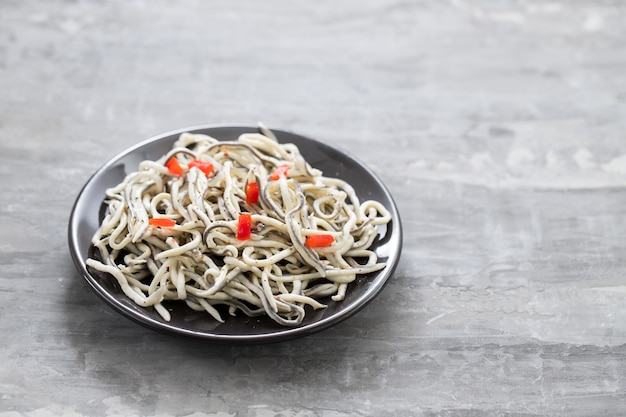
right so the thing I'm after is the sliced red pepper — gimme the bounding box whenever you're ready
[149,218,176,228]
[188,159,214,177]
[305,234,334,248]
[245,182,259,205]
[237,213,252,240]
[165,157,184,176]
[269,164,290,180]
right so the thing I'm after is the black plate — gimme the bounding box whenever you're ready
[68,125,402,343]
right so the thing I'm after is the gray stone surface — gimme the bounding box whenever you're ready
[2,0,626,416]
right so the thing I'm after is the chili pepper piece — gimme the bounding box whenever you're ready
[188,159,213,177]
[237,213,252,240]
[305,234,334,248]
[245,182,259,205]
[149,218,177,228]
[165,157,184,176]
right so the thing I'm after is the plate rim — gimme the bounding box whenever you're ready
[68,123,403,343]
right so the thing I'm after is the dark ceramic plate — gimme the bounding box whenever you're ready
[68,125,402,343]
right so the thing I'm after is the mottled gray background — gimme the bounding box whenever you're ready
[2,0,626,416]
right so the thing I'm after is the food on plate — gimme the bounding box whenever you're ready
[86,125,391,326]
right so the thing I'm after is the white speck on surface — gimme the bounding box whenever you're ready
[506,148,536,173]
[0,406,83,417]
[411,159,430,169]
[545,150,562,169]
[573,148,596,169]
[589,286,626,295]
[451,0,526,24]
[602,154,626,175]
[436,161,455,171]
[469,152,495,171]
[427,310,458,325]
[102,396,142,417]
[526,3,563,14]
[583,13,604,32]
[29,12,49,23]
[57,18,82,34]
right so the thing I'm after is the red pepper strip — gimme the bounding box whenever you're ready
[269,164,290,180]
[237,213,252,240]
[305,234,334,248]
[188,159,213,177]
[165,157,184,176]
[245,182,259,205]
[149,218,176,228]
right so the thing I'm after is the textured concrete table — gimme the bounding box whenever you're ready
[2,1,626,416]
